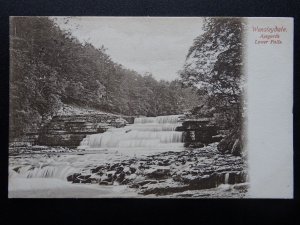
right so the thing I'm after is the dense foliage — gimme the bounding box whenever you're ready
[181,17,245,129]
[10,17,200,138]
[180,18,246,155]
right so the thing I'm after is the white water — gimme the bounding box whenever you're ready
[9,154,84,180]
[79,115,184,150]
[11,165,79,179]
[225,173,229,184]
[10,115,185,181]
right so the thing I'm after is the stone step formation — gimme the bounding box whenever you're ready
[10,112,222,151]
[37,114,135,147]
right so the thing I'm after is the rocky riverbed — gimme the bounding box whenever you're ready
[9,141,248,198]
[64,143,248,197]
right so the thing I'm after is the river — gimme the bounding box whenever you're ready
[9,114,248,198]
[9,115,187,197]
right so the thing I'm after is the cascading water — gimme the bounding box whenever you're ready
[225,173,230,184]
[10,115,185,181]
[9,155,84,180]
[79,115,184,151]
[10,164,79,180]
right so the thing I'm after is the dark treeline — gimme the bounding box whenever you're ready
[10,17,200,138]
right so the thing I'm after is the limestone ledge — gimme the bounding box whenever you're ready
[37,113,135,147]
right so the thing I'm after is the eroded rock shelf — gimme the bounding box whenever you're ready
[37,114,135,147]
[66,143,248,196]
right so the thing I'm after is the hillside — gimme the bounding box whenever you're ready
[9,17,200,138]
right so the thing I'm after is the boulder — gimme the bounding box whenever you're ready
[90,165,105,173]
[158,160,170,166]
[145,167,170,179]
[67,173,81,182]
[129,167,137,174]
[67,173,100,184]
[115,172,126,183]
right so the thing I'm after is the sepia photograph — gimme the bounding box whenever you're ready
[8,16,293,198]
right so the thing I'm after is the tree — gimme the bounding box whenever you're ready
[9,16,201,139]
[180,18,246,155]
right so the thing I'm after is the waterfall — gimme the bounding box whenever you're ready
[134,115,182,124]
[225,173,230,184]
[79,115,184,149]
[10,164,79,180]
[10,115,185,181]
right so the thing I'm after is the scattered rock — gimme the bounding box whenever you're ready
[129,167,137,174]
[67,173,80,182]
[91,165,105,173]
[67,144,247,196]
[116,172,126,183]
[115,166,124,174]
[145,167,171,179]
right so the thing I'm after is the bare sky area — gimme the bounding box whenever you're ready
[54,17,204,81]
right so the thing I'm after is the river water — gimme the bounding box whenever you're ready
[9,115,187,197]
[79,114,184,149]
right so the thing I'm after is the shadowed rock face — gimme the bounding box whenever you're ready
[176,119,219,147]
[37,114,135,146]
[217,126,245,156]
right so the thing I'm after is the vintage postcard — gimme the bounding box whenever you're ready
[8,17,293,198]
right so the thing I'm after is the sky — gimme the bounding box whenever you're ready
[54,17,204,81]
